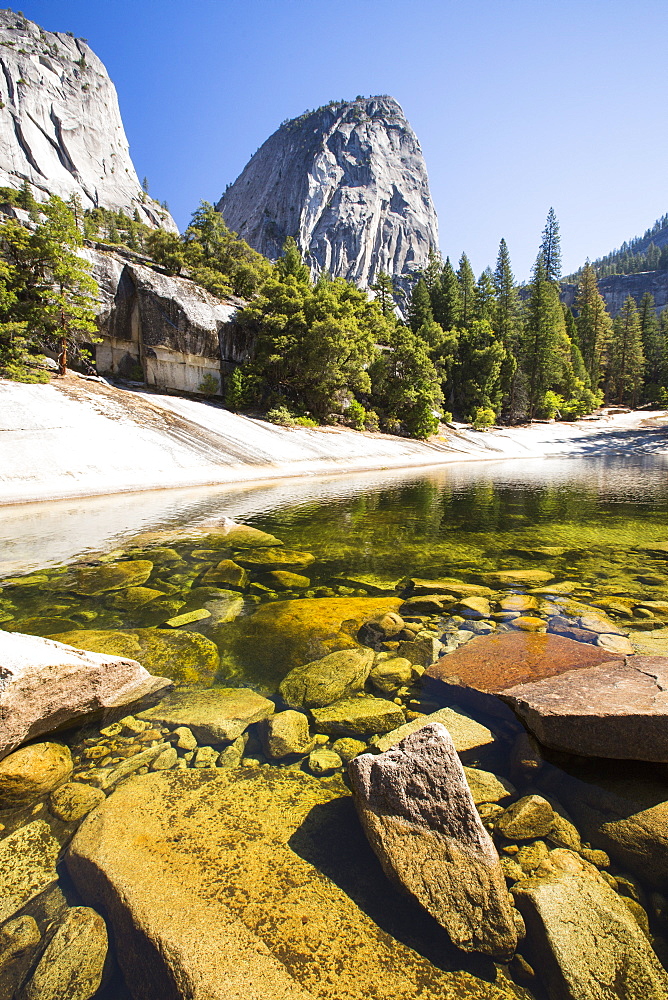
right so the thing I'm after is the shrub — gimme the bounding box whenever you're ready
[364,409,380,432]
[344,398,366,430]
[293,415,318,427]
[225,366,248,410]
[536,391,563,420]
[266,405,296,427]
[472,407,496,429]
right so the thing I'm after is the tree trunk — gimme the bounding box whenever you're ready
[58,336,67,376]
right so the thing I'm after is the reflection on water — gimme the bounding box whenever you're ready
[1,455,667,578]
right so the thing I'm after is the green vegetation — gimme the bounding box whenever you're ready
[0,193,99,380]
[568,212,668,280]
[1,180,665,433]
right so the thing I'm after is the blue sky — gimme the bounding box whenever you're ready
[19,0,668,280]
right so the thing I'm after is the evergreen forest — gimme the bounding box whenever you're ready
[1,188,667,438]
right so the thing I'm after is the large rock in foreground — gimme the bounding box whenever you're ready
[514,871,668,999]
[425,632,615,718]
[349,723,518,959]
[0,630,172,759]
[501,654,668,762]
[66,769,524,1000]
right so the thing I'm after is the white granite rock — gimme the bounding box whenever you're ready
[0,10,176,229]
[0,629,172,759]
[217,96,438,302]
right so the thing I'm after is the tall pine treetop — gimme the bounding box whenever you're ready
[538,208,562,283]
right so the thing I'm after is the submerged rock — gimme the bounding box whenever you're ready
[0,916,41,1000]
[349,723,518,958]
[425,632,615,718]
[49,782,105,823]
[541,768,668,889]
[200,558,249,589]
[279,648,374,708]
[0,821,60,923]
[482,570,554,587]
[0,743,72,807]
[49,628,219,686]
[501,654,668,761]
[513,872,668,1000]
[0,630,172,759]
[217,596,402,686]
[261,710,316,758]
[370,705,496,759]
[67,767,522,1000]
[65,560,154,596]
[138,688,275,743]
[310,696,404,737]
[17,906,108,1000]
[235,548,316,570]
[368,656,413,694]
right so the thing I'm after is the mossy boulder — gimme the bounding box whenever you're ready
[4,616,79,637]
[216,596,402,689]
[106,587,165,610]
[310,696,405,737]
[65,561,154,596]
[0,742,72,808]
[235,548,316,570]
[49,629,219,686]
[279,648,374,708]
[266,570,311,590]
[200,559,249,589]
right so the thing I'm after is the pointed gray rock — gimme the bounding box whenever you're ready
[348,722,518,958]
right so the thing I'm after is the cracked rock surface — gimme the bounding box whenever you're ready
[0,9,175,229]
[217,95,438,295]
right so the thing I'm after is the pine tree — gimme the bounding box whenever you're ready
[456,252,476,328]
[421,248,443,292]
[575,261,612,387]
[522,256,564,419]
[638,292,664,394]
[431,257,461,330]
[407,277,433,333]
[539,207,562,283]
[493,238,522,418]
[474,268,495,323]
[276,236,311,284]
[370,271,395,317]
[607,296,645,405]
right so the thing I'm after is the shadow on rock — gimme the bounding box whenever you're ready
[288,795,500,983]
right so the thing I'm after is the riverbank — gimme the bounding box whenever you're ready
[1,375,666,506]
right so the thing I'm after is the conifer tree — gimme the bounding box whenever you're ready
[431,257,461,330]
[370,271,395,317]
[421,248,443,292]
[522,256,564,418]
[493,238,522,418]
[456,252,476,328]
[638,292,664,394]
[575,261,612,387]
[407,277,433,333]
[474,268,495,323]
[539,208,562,283]
[607,296,645,405]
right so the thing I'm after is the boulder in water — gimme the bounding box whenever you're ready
[349,723,518,958]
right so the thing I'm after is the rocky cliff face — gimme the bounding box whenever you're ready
[216,96,438,291]
[0,9,175,230]
[561,270,668,317]
[87,247,245,394]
